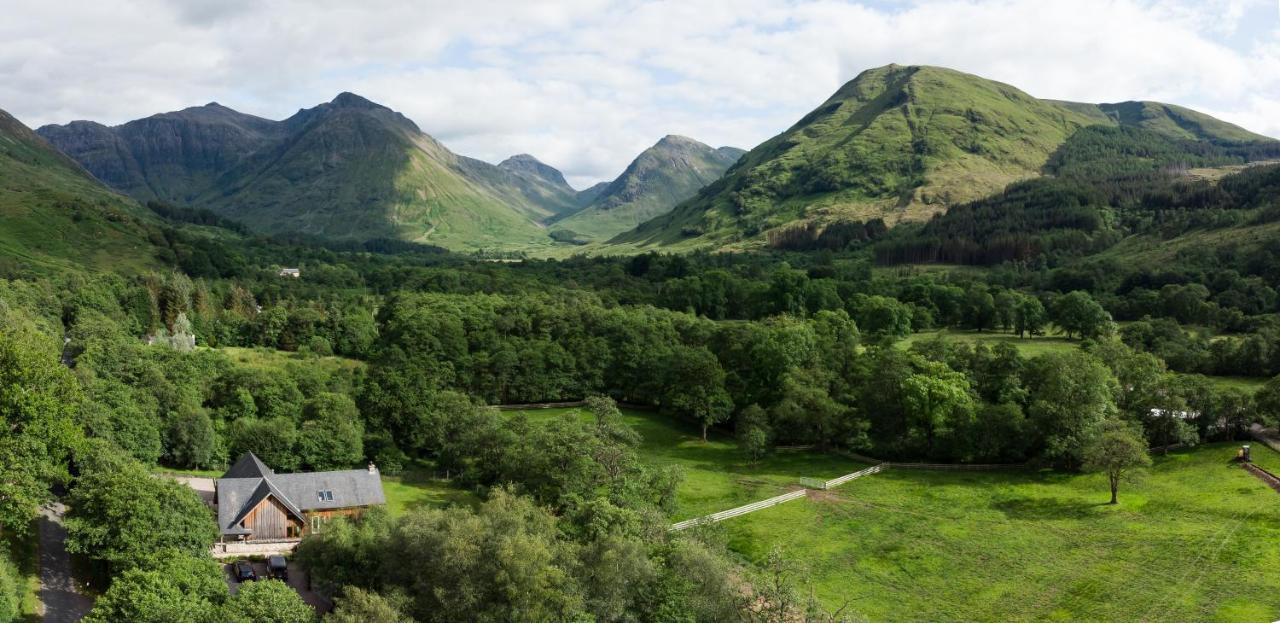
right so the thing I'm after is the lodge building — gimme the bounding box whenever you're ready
[214,452,386,542]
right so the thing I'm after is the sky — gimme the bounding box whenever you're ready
[3,0,1279,188]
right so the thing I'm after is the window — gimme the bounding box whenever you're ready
[316,489,333,502]
[311,517,320,532]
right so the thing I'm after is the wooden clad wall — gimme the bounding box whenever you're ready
[245,497,293,540]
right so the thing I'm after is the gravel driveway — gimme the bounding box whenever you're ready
[38,502,94,622]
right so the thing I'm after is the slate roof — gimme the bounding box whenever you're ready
[222,452,273,479]
[215,452,386,537]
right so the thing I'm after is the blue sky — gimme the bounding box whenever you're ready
[3,0,1278,187]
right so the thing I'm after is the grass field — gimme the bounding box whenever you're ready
[214,346,366,374]
[508,407,867,520]
[720,442,1280,622]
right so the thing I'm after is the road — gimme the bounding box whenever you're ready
[37,502,93,623]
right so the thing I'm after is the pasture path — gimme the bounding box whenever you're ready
[37,502,93,623]
[1242,463,1280,493]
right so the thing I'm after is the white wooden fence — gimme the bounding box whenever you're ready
[669,489,808,531]
[670,464,893,530]
[817,464,887,489]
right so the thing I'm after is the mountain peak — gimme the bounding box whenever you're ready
[655,135,703,149]
[499,153,545,167]
[497,153,573,194]
[329,92,382,109]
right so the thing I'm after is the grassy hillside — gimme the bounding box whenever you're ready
[0,108,158,274]
[1096,101,1273,142]
[193,95,555,251]
[611,65,1272,254]
[616,65,1106,250]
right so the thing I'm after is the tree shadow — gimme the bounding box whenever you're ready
[993,496,1110,521]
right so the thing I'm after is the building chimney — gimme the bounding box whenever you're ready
[368,462,378,475]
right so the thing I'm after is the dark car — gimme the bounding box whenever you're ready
[234,560,257,582]
[267,556,288,581]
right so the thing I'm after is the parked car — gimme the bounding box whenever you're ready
[267,556,288,581]
[234,560,257,582]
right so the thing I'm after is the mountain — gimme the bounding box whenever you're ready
[36,103,283,203]
[550,136,743,241]
[39,94,572,251]
[0,108,158,272]
[614,64,1273,250]
[494,154,580,217]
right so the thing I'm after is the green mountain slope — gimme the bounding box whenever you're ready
[613,64,1272,251]
[41,94,566,251]
[551,136,742,240]
[193,94,545,249]
[1095,101,1270,142]
[0,108,159,273]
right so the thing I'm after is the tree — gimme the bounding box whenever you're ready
[1051,291,1111,340]
[328,588,411,623]
[736,404,772,465]
[383,489,583,622]
[994,290,1019,332]
[83,552,225,623]
[221,579,314,623]
[297,393,364,471]
[964,286,996,332]
[1082,420,1152,504]
[0,319,83,533]
[661,346,733,441]
[227,417,299,471]
[65,454,218,572]
[1023,352,1118,467]
[166,406,220,469]
[1255,374,1280,429]
[901,361,976,457]
[848,295,911,343]
[1015,295,1046,339]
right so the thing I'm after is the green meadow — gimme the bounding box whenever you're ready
[722,442,1280,622]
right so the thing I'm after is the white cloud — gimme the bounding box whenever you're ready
[1,0,1277,187]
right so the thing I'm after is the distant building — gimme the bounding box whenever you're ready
[279,268,301,278]
[215,452,385,542]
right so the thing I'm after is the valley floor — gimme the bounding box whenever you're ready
[724,442,1280,622]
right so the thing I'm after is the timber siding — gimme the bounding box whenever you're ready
[243,496,298,539]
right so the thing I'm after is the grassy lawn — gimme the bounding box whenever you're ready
[1204,376,1267,393]
[900,329,1079,358]
[722,442,1280,622]
[382,468,478,517]
[508,407,868,520]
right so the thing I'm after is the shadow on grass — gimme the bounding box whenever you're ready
[993,496,1110,520]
